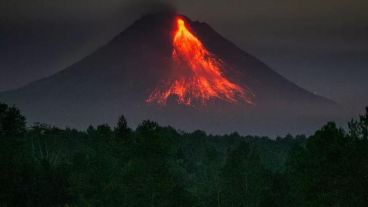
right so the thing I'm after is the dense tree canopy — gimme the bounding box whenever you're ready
[0,102,367,206]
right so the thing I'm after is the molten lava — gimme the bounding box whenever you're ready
[147,17,252,106]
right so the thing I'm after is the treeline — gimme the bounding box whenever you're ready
[0,102,367,207]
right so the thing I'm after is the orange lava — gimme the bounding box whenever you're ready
[146,17,252,106]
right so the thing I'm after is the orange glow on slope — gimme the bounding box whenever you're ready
[146,18,252,106]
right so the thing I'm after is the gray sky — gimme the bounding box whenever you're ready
[1,0,367,113]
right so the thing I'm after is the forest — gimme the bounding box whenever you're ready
[0,102,367,207]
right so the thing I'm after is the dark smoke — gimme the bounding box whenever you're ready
[124,1,176,16]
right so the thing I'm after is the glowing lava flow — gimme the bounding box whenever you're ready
[146,18,252,106]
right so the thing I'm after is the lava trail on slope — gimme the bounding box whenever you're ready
[146,17,253,106]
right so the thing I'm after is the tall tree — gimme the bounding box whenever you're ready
[286,122,368,207]
[122,120,193,207]
[219,141,271,207]
[0,103,28,206]
[115,115,131,143]
[0,103,26,137]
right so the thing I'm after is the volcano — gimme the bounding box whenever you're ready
[0,12,339,135]
[146,18,253,106]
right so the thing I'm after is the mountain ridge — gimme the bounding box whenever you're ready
[0,12,339,135]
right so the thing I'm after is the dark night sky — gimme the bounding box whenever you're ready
[1,0,367,114]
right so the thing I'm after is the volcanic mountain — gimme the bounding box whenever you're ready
[0,12,339,135]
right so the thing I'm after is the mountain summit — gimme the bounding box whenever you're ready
[146,17,253,106]
[0,12,338,135]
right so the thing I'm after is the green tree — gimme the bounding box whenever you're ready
[0,103,28,206]
[349,107,368,140]
[114,115,131,143]
[219,141,271,207]
[259,173,289,207]
[0,103,26,137]
[286,122,368,207]
[122,120,193,207]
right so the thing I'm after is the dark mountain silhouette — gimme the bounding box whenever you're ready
[0,12,340,135]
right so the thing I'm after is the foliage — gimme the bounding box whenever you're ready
[0,102,367,206]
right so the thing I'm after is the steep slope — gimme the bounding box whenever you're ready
[0,12,339,135]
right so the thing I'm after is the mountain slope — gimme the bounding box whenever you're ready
[0,12,339,135]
